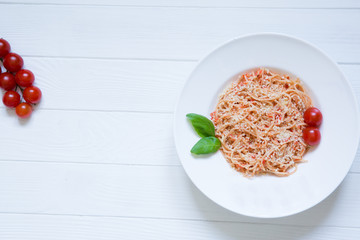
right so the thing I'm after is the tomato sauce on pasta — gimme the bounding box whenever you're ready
[211,68,312,177]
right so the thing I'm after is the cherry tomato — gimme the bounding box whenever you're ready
[304,107,323,127]
[3,53,24,73]
[2,90,20,108]
[0,39,11,58]
[16,102,32,118]
[0,72,16,91]
[15,69,34,87]
[303,127,321,146]
[23,86,42,104]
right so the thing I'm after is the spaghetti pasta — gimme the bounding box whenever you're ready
[211,68,312,177]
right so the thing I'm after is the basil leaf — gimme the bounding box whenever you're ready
[186,113,215,138]
[191,136,221,154]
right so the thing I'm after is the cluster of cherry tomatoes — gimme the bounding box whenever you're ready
[0,38,42,118]
[303,107,322,146]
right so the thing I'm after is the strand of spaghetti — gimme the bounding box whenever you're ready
[212,68,312,177]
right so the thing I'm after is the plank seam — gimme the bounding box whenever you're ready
[21,55,198,62]
[17,55,360,65]
[0,159,359,174]
[0,2,360,10]
[0,159,181,167]
[0,107,174,114]
[0,211,359,229]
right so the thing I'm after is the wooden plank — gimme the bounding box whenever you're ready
[0,110,178,165]
[1,0,359,8]
[13,57,193,112]
[0,213,360,240]
[0,108,359,172]
[0,5,359,62]
[0,58,359,113]
[0,162,360,227]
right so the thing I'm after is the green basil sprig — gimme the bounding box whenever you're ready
[186,113,215,138]
[191,136,221,154]
[186,113,221,155]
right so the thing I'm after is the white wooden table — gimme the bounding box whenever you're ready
[1,1,360,239]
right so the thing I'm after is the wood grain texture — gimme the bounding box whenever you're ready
[0,161,360,228]
[0,58,359,113]
[0,213,359,240]
[1,0,360,8]
[0,110,178,165]
[0,5,359,62]
[0,109,359,173]
[0,1,359,237]
[12,57,193,112]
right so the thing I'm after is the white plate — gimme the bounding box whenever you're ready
[173,33,360,218]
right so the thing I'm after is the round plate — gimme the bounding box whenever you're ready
[173,33,360,218]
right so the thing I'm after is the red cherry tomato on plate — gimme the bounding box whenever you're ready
[16,102,32,118]
[3,53,24,73]
[2,90,21,108]
[303,127,321,146]
[23,86,42,104]
[304,107,323,127]
[15,69,35,87]
[0,72,16,91]
[0,39,11,58]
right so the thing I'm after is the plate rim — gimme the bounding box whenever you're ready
[173,32,360,218]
